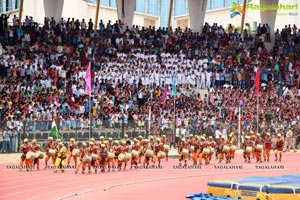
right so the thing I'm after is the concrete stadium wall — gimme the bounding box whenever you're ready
[7,0,300,34]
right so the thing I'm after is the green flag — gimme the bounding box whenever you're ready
[275,63,280,72]
[51,119,61,139]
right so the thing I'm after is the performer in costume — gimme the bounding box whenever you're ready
[192,135,200,165]
[106,139,114,172]
[19,138,31,171]
[31,139,43,170]
[243,135,252,163]
[153,138,163,167]
[99,136,105,146]
[67,138,78,167]
[161,135,169,161]
[228,132,237,160]
[108,137,113,148]
[218,135,226,163]
[113,140,122,171]
[54,142,67,173]
[123,134,131,145]
[250,132,256,158]
[187,134,194,160]
[263,132,272,162]
[254,133,264,163]
[75,142,90,174]
[90,141,99,173]
[207,136,216,163]
[215,135,223,159]
[178,138,188,166]
[99,143,108,172]
[44,137,56,169]
[138,135,144,164]
[143,139,154,168]
[274,134,284,162]
[199,136,209,165]
[130,138,139,169]
[121,140,130,170]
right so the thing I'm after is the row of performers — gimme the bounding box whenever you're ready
[19,132,284,173]
[20,135,171,173]
[176,132,284,165]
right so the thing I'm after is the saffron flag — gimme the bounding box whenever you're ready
[51,118,61,139]
[254,67,261,97]
[85,62,91,96]
[211,58,220,65]
[161,84,168,102]
[172,71,177,96]
[210,93,215,106]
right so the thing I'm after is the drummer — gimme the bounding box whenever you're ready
[120,140,130,170]
[123,134,131,145]
[138,135,144,164]
[187,134,194,160]
[19,138,31,171]
[254,133,264,163]
[67,138,78,168]
[113,140,122,171]
[99,136,105,146]
[143,139,153,168]
[90,141,99,173]
[106,140,114,172]
[75,142,89,174]
[154,138,163,167]
[192,135,200,165]
[263,132,272,162]
[44,137,56,169]
[54,142,67,173]
[99,143,108,172]
[207,136,216,163]
[199,136,209,165]
[130,138,139,169]
[178,138,188,167]
[217,135,226,164]
[228,132,237,160]
[31,139,43,170]
[243,135,252,163]
[107,137,113,149]
[161,135,169,161]
[275,134,284,162]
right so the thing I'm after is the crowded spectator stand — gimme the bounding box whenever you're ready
[0,16,299,153]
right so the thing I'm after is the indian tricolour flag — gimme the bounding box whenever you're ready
[211,58,220,66]
[51,118,61,139]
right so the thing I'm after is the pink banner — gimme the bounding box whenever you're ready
[85,62,91,96]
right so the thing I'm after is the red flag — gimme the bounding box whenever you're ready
[254,67,260,97]
[210,93,215,106]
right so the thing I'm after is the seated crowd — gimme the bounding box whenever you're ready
[0,16,299,153]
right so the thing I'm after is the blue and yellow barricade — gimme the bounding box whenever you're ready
[267,182,300,200]
[207,181,237,198]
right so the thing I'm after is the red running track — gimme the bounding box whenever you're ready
[0,152,299,200]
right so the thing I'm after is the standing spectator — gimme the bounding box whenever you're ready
[1,128,10,153]
[284,127,297,152]
[0,127,3,151]
[266,24,271,42]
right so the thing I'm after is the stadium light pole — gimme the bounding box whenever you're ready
[19,0,24,25]
[94,0,101,30]
[240,0,247,34]
[167,0,174,32]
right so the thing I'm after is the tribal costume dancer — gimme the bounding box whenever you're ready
[54,142,67,173]
[67,138,78,167]
[274,134,284,162]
